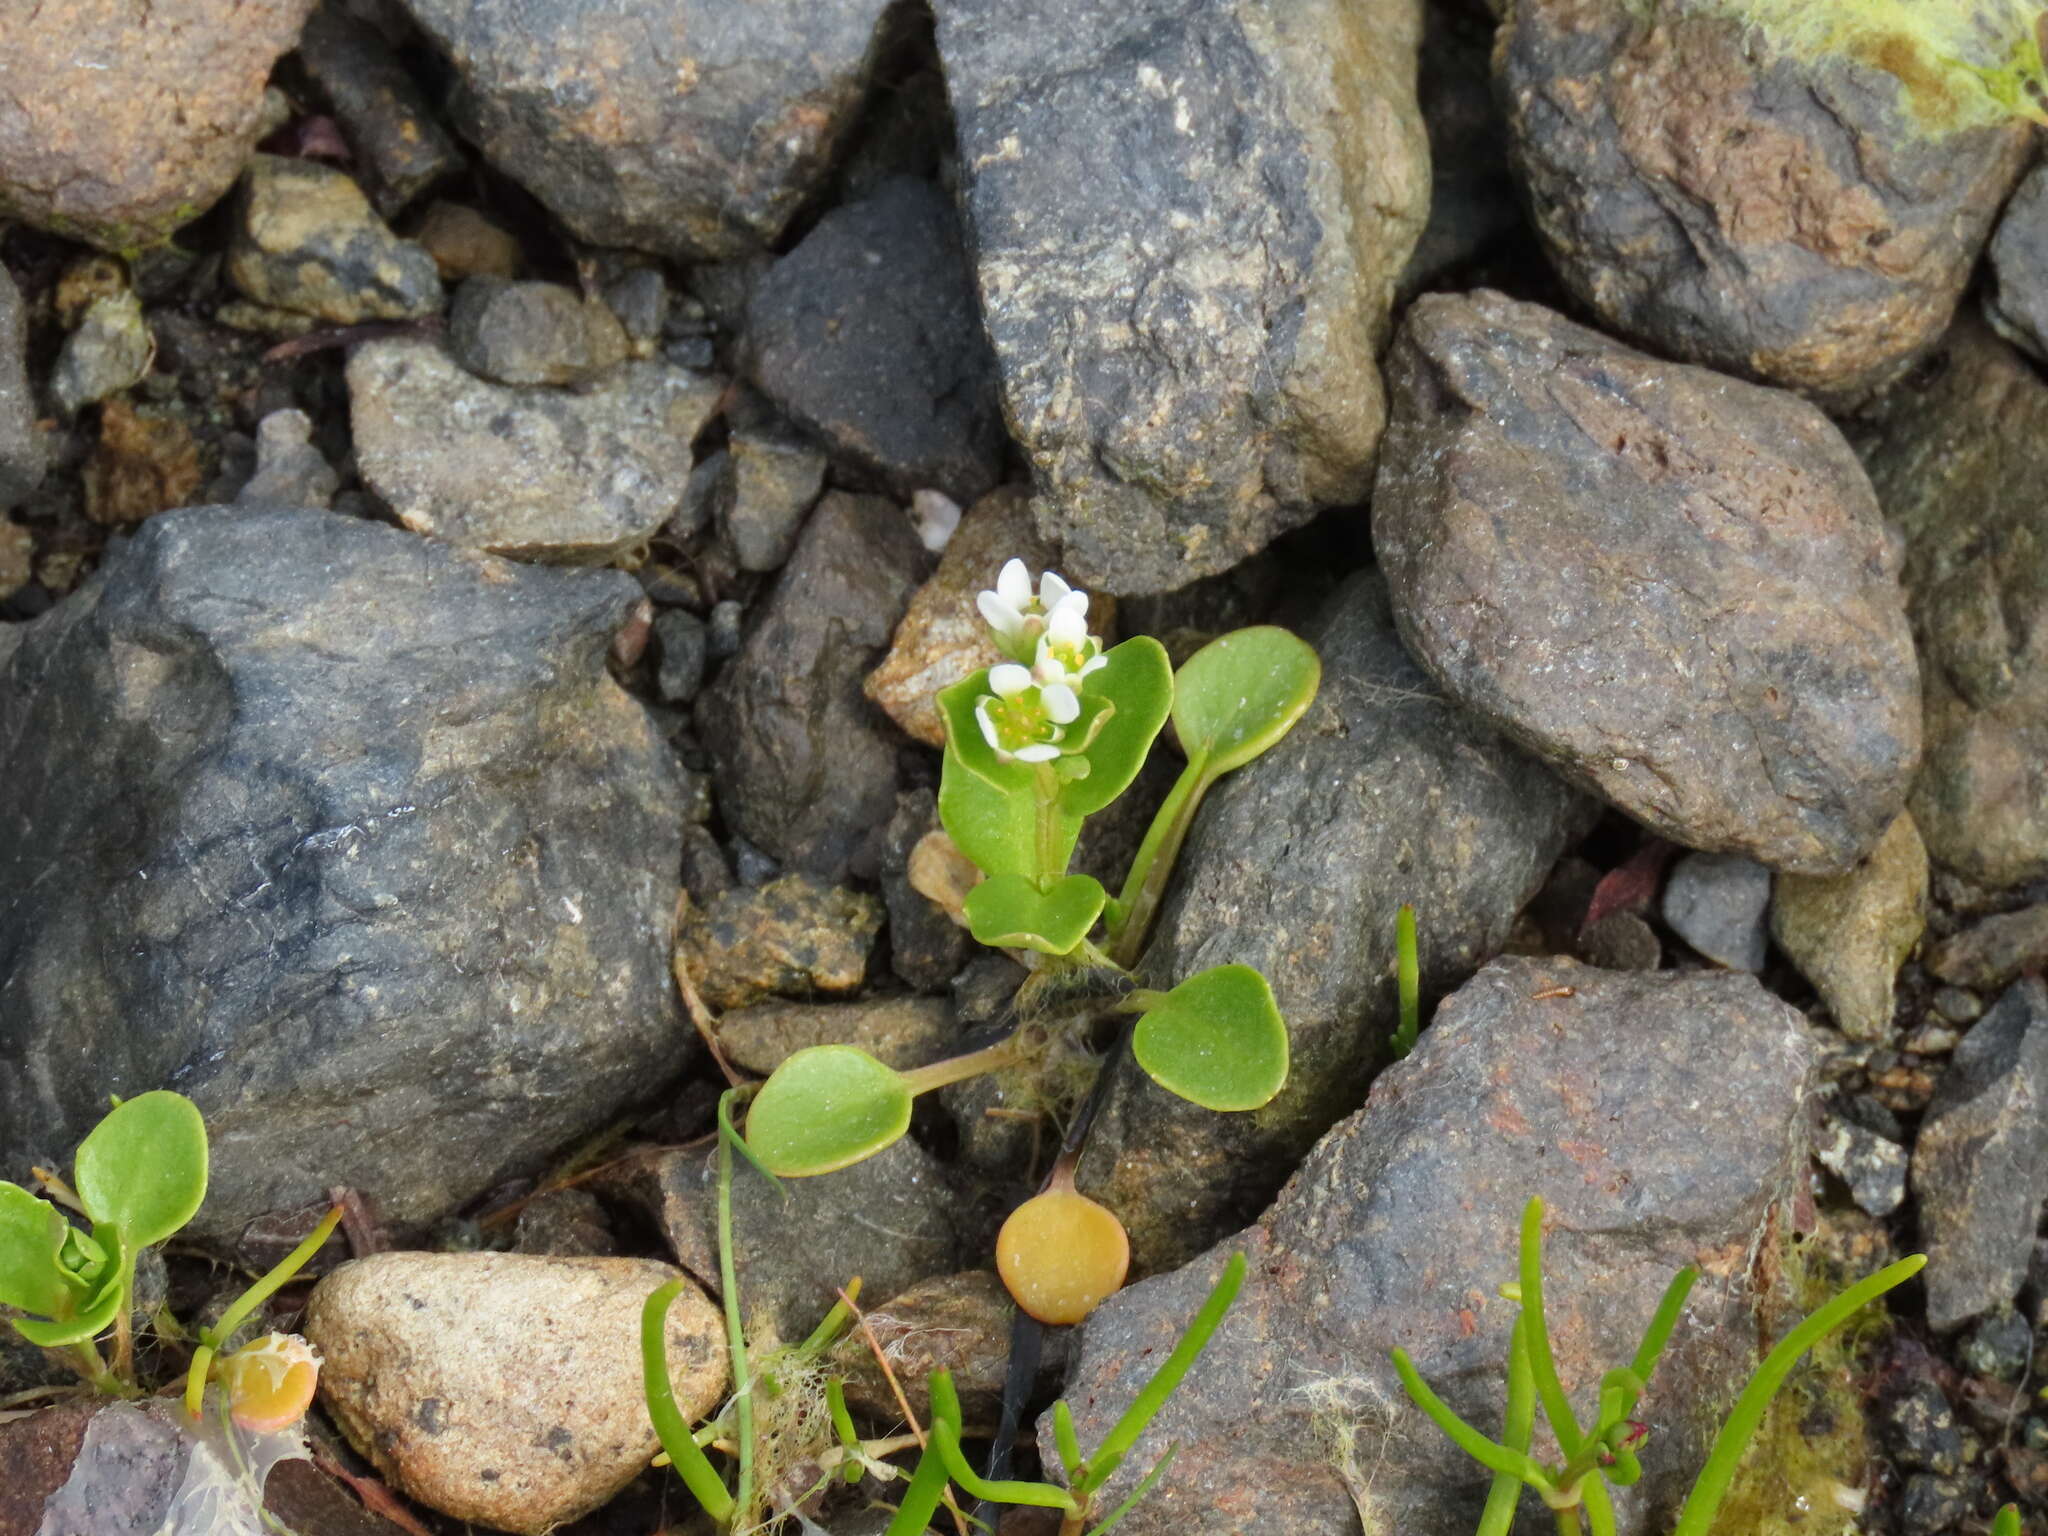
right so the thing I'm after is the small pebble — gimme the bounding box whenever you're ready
[679,823,733,903]
[707,599,744,658]
[1579,910,1661,971]
[415,201,522,281]
[1902,1023,1962,1056]
[1932,986,1985,1025]
[653,609,707,705]
[1661,850,1771,970]
[731,837,779,887]
[602,266,668,352]
[52,291,152,417]
[1957,1309,2033,1381]
[1884,1378,1965,1476]
[1897,1472,1972,1536]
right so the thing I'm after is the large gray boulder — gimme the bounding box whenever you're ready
[933,0,1430,594]
[0,506,685,1243]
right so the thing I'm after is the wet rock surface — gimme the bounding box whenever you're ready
[228,157,444,327]
[699,491,929,879]
[1858,320,2048,889]
[404,0,900,260]
[307,1252,725,1534]
[1060,957,1816,1536]
[348,338,721,560]
[1912,978,2048,1331]
[745,177,1004,505]
[1374,290,1921,875]
[0,506,685,1242]
[0,0,317,248]
[1772,813,1928,1042]
[1497,0,2029,400]
[1081,572,1594,1271]
[935,0,1430,594]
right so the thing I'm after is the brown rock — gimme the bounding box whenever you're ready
[830,1270,1063,1434]
[1772,812,1929,1042]
[716,995,955,1076]
[1373,290,1921,875]
[0,0,317,248]
[677,875,884,1010]
[306,1251,726,1535]
[1497,0,2029,401]
[83,401,205,526]
[1926,904,2048,994]
[0,1400,98,1536]
[414,201,522,282]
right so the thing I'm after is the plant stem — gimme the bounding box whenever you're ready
[1107,754,1210,968]
[186,1203,346,1420]
[1554,1505,1584,1536]
[716,1113,754,1530]
[897,1033,1036,1097]
[112,1287,133,1383]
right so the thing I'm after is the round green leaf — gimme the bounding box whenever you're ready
[744,1046,914,1177]
[1061,637,1173,817]
[964,873,1107,955]
[1132,964,1289,1112]
[11,1226,126,1347]
[74,1091,208,1248]
[936,670,1082,881]
[1172,627,1321,776]
[0,1183,84,1320]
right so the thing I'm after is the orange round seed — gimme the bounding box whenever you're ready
[996,1188,1130,1326]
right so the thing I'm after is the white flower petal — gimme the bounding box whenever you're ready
[1041,681,1080,723]
[978,591,1025,637]
[1050,587,1088,622]
[988,663,1034,698]
[1038,571,1072,610]
[1078,653,1109,677]
[975,697,1004,754]
[1044,604,1091,647]
[1013,743,1062,762]
[997,559,1033,609]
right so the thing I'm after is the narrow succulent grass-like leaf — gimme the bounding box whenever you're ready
[1085,1446,1179,1536]
[1392,1348,1555,1490]
[1476,1315,1538,1536]
[643,1281,735,1522]
[1629,1266,1698,1388]
[1518,1198,1585,1457]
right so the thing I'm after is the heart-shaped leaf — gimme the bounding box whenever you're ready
[936,670,1082,881]
[964,873,1107,955]
[0,1183,83,1320]
[75,1091,208,1247]
[1060,637,1173,817]
[1172,627,1321,776]
[744,1046,913,1177]
[11,1226,127,1347]
[1133,965,1289,1112]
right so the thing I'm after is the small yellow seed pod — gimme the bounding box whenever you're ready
[220,1332,322,1433]
[996,1186,1130,1326]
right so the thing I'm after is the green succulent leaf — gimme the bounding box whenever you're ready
[743,1046,913,1177]
[936,670,1081,880]
[1060,637,1173,818]
[11,1226,127,1347]
[0,1183,84,1320]
[1171,626,1321,776]
[964,873,1107,955]
[1132,964,1289,1112]
[74,1090,208,1247]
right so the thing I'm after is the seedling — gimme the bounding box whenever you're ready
[742,560,1317,1318]
[1390,903,1421,1058]
[1393,1196,1926,1536]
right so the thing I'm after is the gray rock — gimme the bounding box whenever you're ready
[446,277,629,388]
[1373,290,1921,876]
[511,1188,618,1258]
[405,0,901,260]
[1772,812,1928,1042]
[1497,0,2029,402]
[0,270,44,508]
[653,608,708,705]
[828,1270,1059,1435]
[1986,161,2048,362]
[935,0,1430,594]
[1858,320,2048,888]
[0,0,315,248]
[745,177,1004,505]
[1926,904,2048,994]
[1913,978,2048,1330]
[676,873,884,1010]
[714,995,955,1077]
[348,338,722,560]
[1057,956,1816,1536]
[1899,1474,1973,1536]
[602,266,668,353]
[1883,1379,1965,1476]
[712,404,829,572]
[298,3,466,217]
[1579,908,1662,972]
[638,1137,962,1346]
[1080,572,1595,1271]
[227,157,444,327]
[1956,1308,2033,1382]
[1661,851,1771,971]
[1812,1100,1909,1216]
[707,598,744,658]
[881,790,973,992]
[236,409,340,508]
[698,492,929,880]
[0,506,686,1243]
[51,291,152,418]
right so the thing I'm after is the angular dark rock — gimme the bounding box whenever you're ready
[934,0,1430,594]
[228,158,445,327]
[745,177,1004,505]
[1812,1099,1908,1216]
[1857,320,2048,889]
[1660,850,1771,971]
[653,608,708,706]
[1080,572,1595,1271]
[698,492,929,880]
[1987,162,2048,363]
[0,269,44,509]
[1912,978,2048,1330]
[1497,0,2029,401]
[711,404,830,573]
[1373,290,1921,876]
[881,790,974,992]
[298,3,467,217]
[404,0,901,260]
[446,277,630,388]
[0,0,316,248]
[0,506,686,1244]
[1058,957,1816,1536]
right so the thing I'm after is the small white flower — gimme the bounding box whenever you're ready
[1041,679,1080,722]
[977,558,1092,665]
[1032,603,1108,686]
[989,662,1034,698]
[973,660,1077,764]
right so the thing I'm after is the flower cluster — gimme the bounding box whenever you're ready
[974,559,1108,763]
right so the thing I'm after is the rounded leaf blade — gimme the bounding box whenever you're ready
[744,1046,914,1177]
[1132,965,1289,1112]
[1060,637,1173,817]
[964,873,1107,955]
[1172,627,1321,776]
[0,1183,82,1320]
[73,1091,208,1247]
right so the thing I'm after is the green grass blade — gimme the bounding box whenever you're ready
[1053,1398,1084,1482]
[881,1442,954,1536]
[1477,1314,1537,1536]
[933,1419,1076,1511]
[642,1281,734,1522]
[1627,1267,1698,1391]
[1671,1255,1926,1536]
[1084,1446,1178,1536]
[1392,905,1420,1057]
[1519,1198,1584,1456]
[1392,1348,1553,1490]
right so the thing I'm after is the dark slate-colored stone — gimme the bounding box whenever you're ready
[653,608,708,706]
[1987,161,2048,363]
[1057,957,1816,1536]
[712,403,829,574]
[1497,0,2028,402]
[0,506,685,1244]
[404,0,900,260]
[298,3,466,217]
[1400,0,1524,297]
[1926,905,2048,994]
[1079,571,1595,1271]
[1811,1097,1908,1216]
[697,492,929,881]
[1373,290,1921,876]
[934,0,1429,595]
[1912,978,2048,1330]
[0,268,44,508]
[1857,319,2048,889]
[744,177,1004,506]
[1883,1378,1965,1476]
